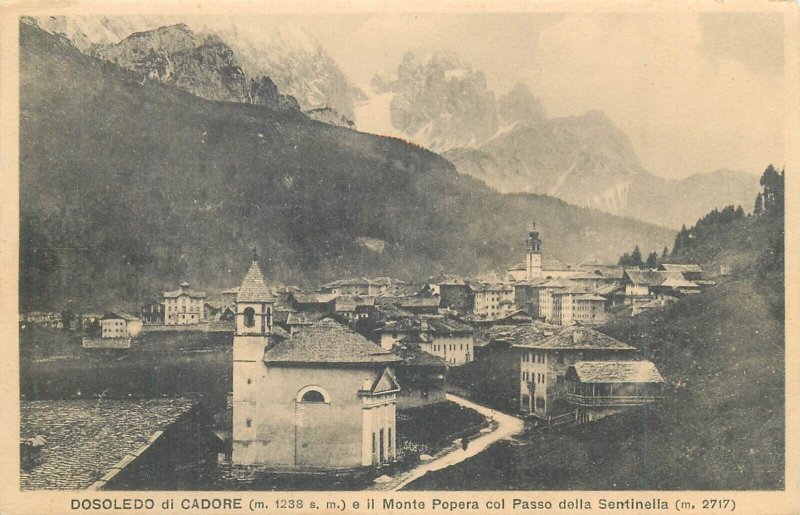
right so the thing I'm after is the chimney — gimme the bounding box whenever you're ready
[572,331,582,344]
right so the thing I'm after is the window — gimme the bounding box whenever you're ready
[246,418,252,428]
[243,307,255,327]
[379,429,385,462]
[300,390,326,403]
[296,385,330,403]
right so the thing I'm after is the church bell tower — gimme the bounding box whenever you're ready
[232,254,275,464]
[526,223,543,280]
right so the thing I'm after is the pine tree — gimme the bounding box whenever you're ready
[661,246,669,259]
[631,245,643,269]
[645,251,658,269]
[672,225,689,256]
[754,192,763,216]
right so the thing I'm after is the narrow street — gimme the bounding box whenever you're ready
[370,394,524,491]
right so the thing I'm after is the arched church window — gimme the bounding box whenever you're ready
[296,385,331,403]
[243,307,255,327]
[301,390,326,403]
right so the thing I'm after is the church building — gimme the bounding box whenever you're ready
[232,258,401,471]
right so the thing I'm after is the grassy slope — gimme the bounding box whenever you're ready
[409,213,784,490]
[19,23,672,311]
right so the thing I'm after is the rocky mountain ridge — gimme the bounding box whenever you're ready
[19,22,673,310]
[361,51,760,228]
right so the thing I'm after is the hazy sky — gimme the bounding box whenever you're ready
[184,12,787,180]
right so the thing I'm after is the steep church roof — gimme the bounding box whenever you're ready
[237,261,275,303]
[264,319,401,365]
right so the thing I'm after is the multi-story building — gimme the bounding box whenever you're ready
[551,287,606,326]
[163,282,206,325]
[140,300,165,324]
[100,312,142,338]
[512,326,638,416]
[421,317,475,366]
[537,278,574,322]
[374,315,475,366]
[473,284,515,319]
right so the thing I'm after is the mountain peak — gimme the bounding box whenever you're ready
[497,82,547,129]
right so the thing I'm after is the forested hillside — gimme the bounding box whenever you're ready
[414,169,785,490]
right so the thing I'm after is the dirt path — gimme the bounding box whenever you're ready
[369,394,524,491]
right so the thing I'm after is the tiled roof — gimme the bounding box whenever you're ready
[20,399,198,490]
[425,273,467,286]
[542,259,572,271]
[398,332,431,344]
[472,309,536,325]
[514,278,549,287]
[399,295,441,308]
[593,283,623,296]
[659,263,703,274]
[286,311,324,325]
[100,312,139,321]
[571,360,664,384]
[579,264,625,279]
[511,326,636,351]
[292,292,338,304]
[219,286,240,295]
[375,317,422,333]
[572,294,607,302]
[474,283,514,293]
[322,277,375,288]
[473,325,519,346]
[393,344,448,367]
[263,320,401,364]
[374,304,414,320]
[623,270,683,287]
[371,276,405,286]
[163,282,207,299]
[335,295,375,311]
[425,316,472,335]
[237,261,275,303]
[540,278,578,289]
[660,276,700,289]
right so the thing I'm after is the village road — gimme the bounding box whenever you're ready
[371,394,524,491]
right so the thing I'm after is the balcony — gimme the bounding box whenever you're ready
[565,393,663,407]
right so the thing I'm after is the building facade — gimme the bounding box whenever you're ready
[565,361,665,422]
[140,301,164,324]
[163,282,207,325]
[512,326,638,416]
[551,290,606,326]
[100,313,142,338]
[473,284,515,318]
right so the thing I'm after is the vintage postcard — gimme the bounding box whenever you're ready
[0,0,797,513]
